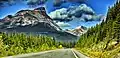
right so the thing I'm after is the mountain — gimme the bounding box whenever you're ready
[66,26,87,36]
[75,1,120,58]
[0,7,61,32]
[0,7,78,41]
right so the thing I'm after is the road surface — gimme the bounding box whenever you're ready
[5,49,88,58]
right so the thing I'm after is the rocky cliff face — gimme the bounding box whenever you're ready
[0,7,78,41]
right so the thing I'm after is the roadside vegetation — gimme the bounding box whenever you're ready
[75,1,120,58]
[0,32,75,57]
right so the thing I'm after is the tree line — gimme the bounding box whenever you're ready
[0,32,75,57]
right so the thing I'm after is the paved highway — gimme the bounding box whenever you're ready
[5,49,88,58]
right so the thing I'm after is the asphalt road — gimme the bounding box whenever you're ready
[5,49,88,58]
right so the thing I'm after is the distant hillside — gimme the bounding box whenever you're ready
[75,1,120,58]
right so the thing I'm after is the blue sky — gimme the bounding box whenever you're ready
[0,0,116,19]
[86,0,115,14]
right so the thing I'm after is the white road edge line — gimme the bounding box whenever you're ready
[71,49,79,58]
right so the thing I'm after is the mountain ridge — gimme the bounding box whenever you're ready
[0,7,78,41]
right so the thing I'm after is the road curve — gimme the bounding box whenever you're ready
[5,49,88,58]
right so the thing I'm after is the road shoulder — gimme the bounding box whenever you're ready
[71,49,89,58]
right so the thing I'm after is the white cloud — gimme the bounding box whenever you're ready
[49,4,103,22]
[56,22,70,27]
[49,8,68,19]
[68,4,95,16]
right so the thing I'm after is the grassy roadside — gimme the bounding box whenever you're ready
[76,48,120,58]
[75,42,120,58]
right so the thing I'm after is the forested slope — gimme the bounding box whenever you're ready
[75,1,120,58]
